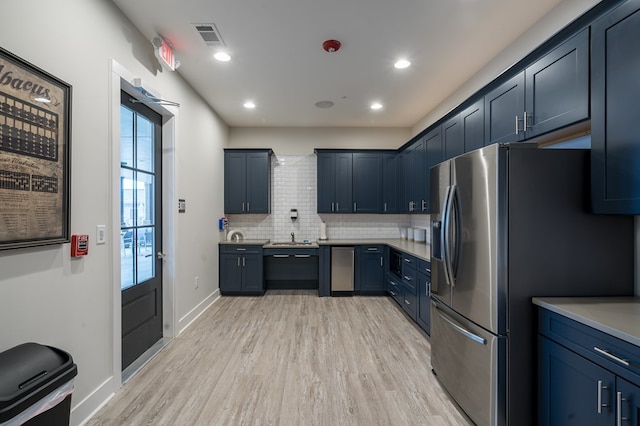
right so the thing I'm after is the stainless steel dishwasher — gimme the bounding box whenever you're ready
[331,246,354,295]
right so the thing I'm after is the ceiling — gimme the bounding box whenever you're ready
[111,0,567,128]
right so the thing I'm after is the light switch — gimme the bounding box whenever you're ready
[96,225,106,244]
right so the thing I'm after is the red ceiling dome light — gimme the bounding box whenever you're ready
[322,39,341,53]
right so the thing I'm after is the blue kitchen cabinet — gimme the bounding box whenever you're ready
[591,0,640,214]
[538,308,640,425]
[539,335,614,426]
[386,272,403,305]
[442,115,463,161]
[382,153,398,214]
[424,126,442,213]
[316,151,353,213]
[224,149,271,214]
[355,245,385,294]
[416,260,431,335]
[525,28,589,138]
[352,153,383,213]
[397,151,410,214]
[400,253,418,320]
[461,99,485,152]
[400,141,419,213]
[219,245,264,295]
[318,245,330,297]
[485,29,589,146]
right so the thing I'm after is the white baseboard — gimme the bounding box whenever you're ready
[71,376,116,426]
[178,289,220,334]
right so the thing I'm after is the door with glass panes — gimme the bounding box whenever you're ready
[120,91,163,370]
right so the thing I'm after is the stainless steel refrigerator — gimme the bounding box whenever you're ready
[429,143,635,426]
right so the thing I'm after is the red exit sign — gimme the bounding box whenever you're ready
[153,37,177,71]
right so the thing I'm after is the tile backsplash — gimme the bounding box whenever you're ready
[225,154,430,242]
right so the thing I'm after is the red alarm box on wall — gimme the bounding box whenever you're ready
[71,234,89,257]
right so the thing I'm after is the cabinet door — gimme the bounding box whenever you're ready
[617,377,640,426]
[424,126,442,213]
[416,272,430,334]
[219,254,243,293]
[484,72,525,145]
[353,153,382,213]
[334,153,353,213]
[316,153,335,213]
[403,142,419,213]
[413,139,427,213]
[382,153,398,214]
[538,336,615,426]
[443,115,463,160]
[224,152,247,214]
[358,249,384,293]
[386,273,403,303]
[591,2,640,214]
[461,99,485,152]
[397,151,411,213]
[246,151,270,213]
[525,28,589,138]
[241,254,264,293]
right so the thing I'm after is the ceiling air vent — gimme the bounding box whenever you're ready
[193,23,225,47]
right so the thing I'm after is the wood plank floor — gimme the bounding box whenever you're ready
[87,291,472,425]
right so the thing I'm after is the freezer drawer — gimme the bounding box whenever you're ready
[431,300,506,426]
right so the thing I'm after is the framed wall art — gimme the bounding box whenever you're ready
[0,46,71,250]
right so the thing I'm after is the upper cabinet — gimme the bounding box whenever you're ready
[317,151,353,213]
[352,152,383,213]
[591,0,640,214]
[460,99,485,153]
[224,149,272,214]
[382,153,398,214]
[485,29,589,145]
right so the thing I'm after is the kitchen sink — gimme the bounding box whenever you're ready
[265,241,318,248]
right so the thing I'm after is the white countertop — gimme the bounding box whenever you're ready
[533,297,640,347]
[319,238,431,261]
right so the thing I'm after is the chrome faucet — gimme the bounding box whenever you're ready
[291,232,295,243]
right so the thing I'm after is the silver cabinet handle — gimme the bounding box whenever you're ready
[598,380,609,414]
[331,202,334,212]
[515,115,520,135]
[237,257,240,267]
[367,247,378,251]
[404,300,411,305]
[242,257,245,267]
[247,202,250,212]
[523,111,529,132]
[242,202,245,212]
[422,199,426,211]
[336,202,339,211]
[404,258,411,263]
[389,290,396,296]
[404,276,412,281]
[384,202,387,212]
[594,347,630,366]
[236,248,247,251]
[354,203,357,211]
[294,254,311,258]
[389,281,397,287]
[380,257,383,266]
[617,391,629,426]
[272,255,289,258]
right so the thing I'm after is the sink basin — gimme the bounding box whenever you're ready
[265,241,318,248]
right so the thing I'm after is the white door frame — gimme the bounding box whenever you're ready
[109,60,177,387]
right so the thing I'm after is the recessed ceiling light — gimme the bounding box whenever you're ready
[214,51,231,62]
[371,102,383,110]
[394,59,411,69]
[315,100,334,108]
[243,101,256,109]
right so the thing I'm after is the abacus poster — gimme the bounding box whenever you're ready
[0,47,70,250]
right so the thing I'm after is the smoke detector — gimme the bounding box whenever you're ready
[322,40,341,53]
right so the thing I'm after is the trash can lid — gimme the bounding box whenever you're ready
[0,342,76,400]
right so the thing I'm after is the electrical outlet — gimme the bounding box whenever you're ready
[195,276,199,289]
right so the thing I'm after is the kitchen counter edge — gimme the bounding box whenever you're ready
[533,296,640,348]
[319,239,431,261]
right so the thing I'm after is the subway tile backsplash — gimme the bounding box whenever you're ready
[226,154,430,242]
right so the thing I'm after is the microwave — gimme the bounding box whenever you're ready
[390,249,403,278]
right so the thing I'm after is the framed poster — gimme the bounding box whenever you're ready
[0,46,71,250]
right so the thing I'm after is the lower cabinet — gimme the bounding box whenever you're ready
[416,260,431,335]
[386,272,403,305]
[219,245,264,295]
[538,308,640,425]
[355,245,385,294]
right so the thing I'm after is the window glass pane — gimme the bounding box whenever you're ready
[121,228,136,290]
[136,115,154,172]
[137,227,155,282]
[120,106,134,167]
[137,172,154,226]
[120,168,135,228]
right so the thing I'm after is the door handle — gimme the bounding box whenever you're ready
[598,380,609,414]
[156,251,167,259]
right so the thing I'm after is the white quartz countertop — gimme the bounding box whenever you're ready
[319,239,431,261]
[219,240,271,245]
[533,297,640,347]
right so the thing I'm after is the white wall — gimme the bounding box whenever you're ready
[0,1,227,424]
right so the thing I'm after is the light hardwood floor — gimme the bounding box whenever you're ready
[87,291,472,425]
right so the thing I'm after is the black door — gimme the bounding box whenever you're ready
[120,91,163,370]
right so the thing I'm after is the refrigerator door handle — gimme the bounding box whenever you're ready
[442,185,456,287]
[449,184,461,280]
[435,305,486,345]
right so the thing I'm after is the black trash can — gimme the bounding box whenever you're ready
[0,343,77,426]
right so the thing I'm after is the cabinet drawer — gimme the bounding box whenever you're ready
[387,275,403,303]
[539,309,640,382]
[220,244,263,254]
[403,286,417,319]
[417,259,431,275]
[359,244,383,253]
[401,268,417,292]
[402,253,417,269]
